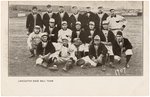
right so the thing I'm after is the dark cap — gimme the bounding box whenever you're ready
[98,6,103,9]
[116,31,123,36]
[32,6,37,10]
[47,5,51,8]
[59,6,64,8]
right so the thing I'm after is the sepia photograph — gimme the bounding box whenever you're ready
[8,1,143,76]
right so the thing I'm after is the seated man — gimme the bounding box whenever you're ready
[72,38,84,59]
[27,25,42,58]
[48,36,77,71]
[36,32,56,67]
[71,21,86,43]
[84,21,100,56]
[78,35,108,71]
[100,20,116,68]
[113,31,133,68]
[57,21,72,43]
[44,18,59,42]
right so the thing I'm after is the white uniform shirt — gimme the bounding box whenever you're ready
[58,29,72,42]
[27,32,41,46]
[107,15,127,30]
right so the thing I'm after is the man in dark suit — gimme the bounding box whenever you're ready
[44,18,59,42]
[43,5,57,31]
[82,7,96,30]
[95,6,109,31]
[71,21,86,43]
[36,32,56,68]
[69,6,83,30]
[55,6,70,30]
[26,6,43,35]
[113,31,133,68]
[100,21,115,68]
[84,21,100,44]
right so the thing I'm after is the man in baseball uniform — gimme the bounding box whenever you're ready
[27,25,42,58]
[113,31,133,68]
[106,9,127,36]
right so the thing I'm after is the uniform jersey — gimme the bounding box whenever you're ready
[27,32,41,46]
[107,15,127,30]
[57,28,72,42]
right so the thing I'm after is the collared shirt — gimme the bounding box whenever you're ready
[60,11,65,20]
[102,30,108,42]
[97,12,104,26]
[76,30,81,38]
[106,14,127,30]
[49,27,54,35]
[94,45,99,57]
[90,30,94,36]
[73,13,79,21]
[33,14,37,27]
[48,12,53,18]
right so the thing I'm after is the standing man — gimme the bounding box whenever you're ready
[26,6,43,35]
[69,6,83,30]
[95,6,109,31]
[43,5,56,31]
[106,9,127,36]
[82,6,96,30]
[55,6,70,30]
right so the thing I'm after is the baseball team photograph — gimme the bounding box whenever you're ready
[8,1,143,76]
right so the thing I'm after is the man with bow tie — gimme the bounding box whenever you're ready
[82,6,96,30]
[26,6,43,35]
[106,9,127,36]
[43,5,57,31]
[95,6,109,31]
[69,6,83,30]
[55,6,70,30]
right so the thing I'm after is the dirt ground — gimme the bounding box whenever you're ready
[8,16,143,76]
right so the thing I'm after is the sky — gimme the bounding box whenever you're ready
[9,1,142,9]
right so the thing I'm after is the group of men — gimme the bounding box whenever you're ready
[26,5,133,72]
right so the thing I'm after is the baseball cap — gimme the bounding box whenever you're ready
[34,25,41,29]
[49,18,55,23]
[76,21,81,25]
[61,21,67,25]
[47,5,51,8]
[94,35,100,40]
[89,21,95,26]
[116,31,123,36]
[41,32,48,37]
[102,20,109,25]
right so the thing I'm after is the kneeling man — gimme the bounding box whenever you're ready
[113,31,133,68]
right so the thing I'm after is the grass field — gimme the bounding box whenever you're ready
[8,16,143,76]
